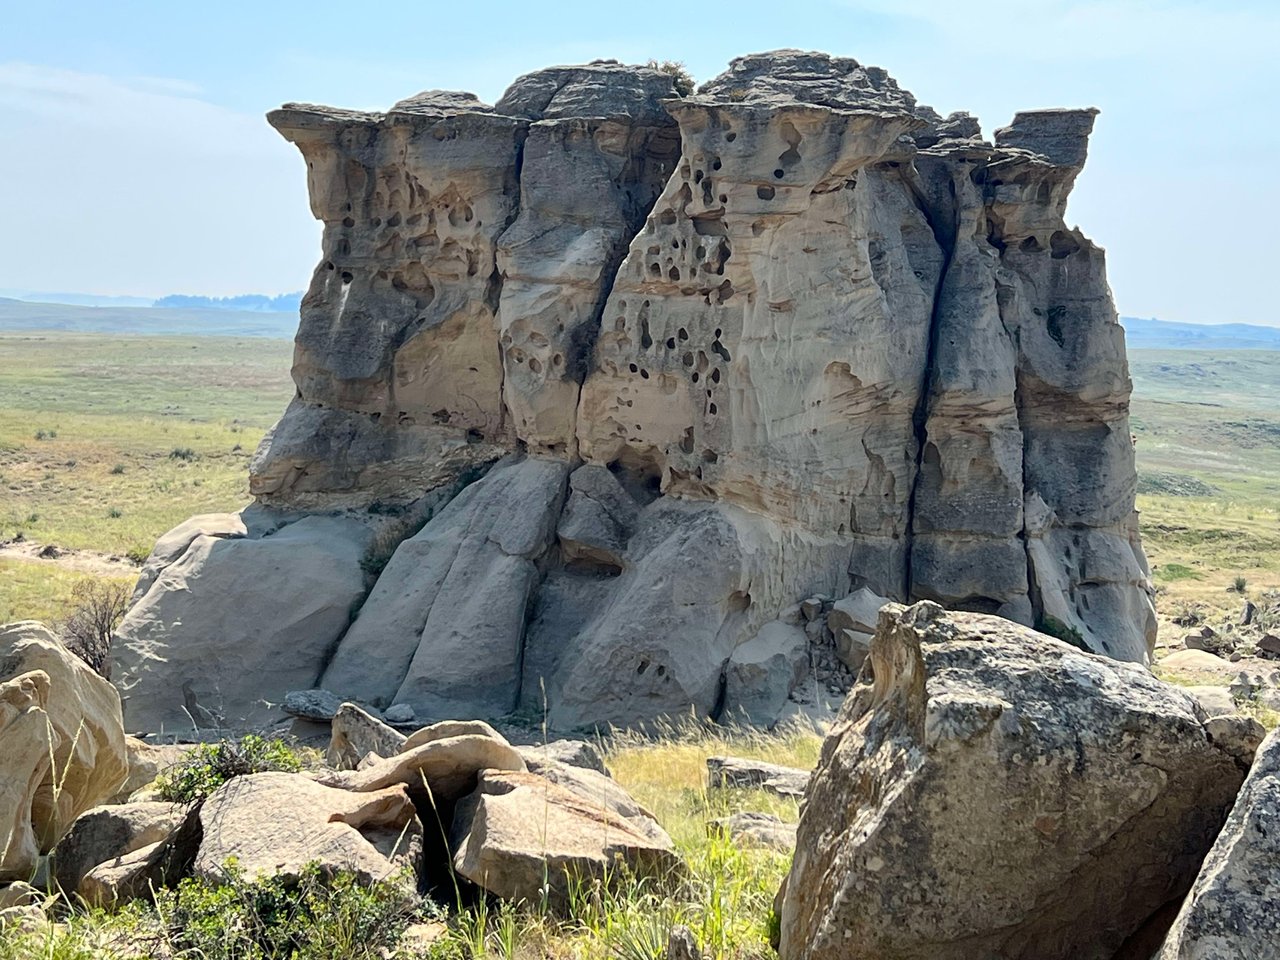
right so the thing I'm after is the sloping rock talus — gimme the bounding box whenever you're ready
[113,50,1155,732]
[777,602,1243,960]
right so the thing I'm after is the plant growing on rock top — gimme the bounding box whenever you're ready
[645,59,695,96]
[155,735,304,804]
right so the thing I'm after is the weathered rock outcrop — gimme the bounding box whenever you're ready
[1,622,129,881]
[195,773,422,885]
[778,602,1244,960]
[113,50,1154,732]
[51,801,185,896]
[450,769,679,909]
[1158,728,1280,960]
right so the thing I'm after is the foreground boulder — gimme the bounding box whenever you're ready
[779,602,1245,960]
[451,769,680,908]
[51,802,186,895]
[517,755,670,845]
[0,622,128,881]
[709,812,797,852]
[1158,728,1280,959]
[77,804,202,908]
[707,756,810,798]
[195,773,422,885]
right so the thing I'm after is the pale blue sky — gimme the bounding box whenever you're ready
[2,1,1276,324]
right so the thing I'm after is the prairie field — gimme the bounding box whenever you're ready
[0,332,293,621]
[0,331,1277,637]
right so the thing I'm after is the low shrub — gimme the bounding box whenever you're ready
[155,735,303,804]
[153,863,432,960]
[645,58,695,96]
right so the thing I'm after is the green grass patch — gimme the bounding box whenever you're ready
[1154,562,1204,583]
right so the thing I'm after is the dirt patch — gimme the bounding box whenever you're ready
[0,538,139,578]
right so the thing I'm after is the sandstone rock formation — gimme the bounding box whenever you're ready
[113,50,1154,733]
[777,602,1243,960]
[51,801,186,896]
[450,769,680,909]
[707,755,810,798]
[195,773,422,885]
[1158,728,1280,960]
[319,724,527,802]
[326,702,408,770]
[1,622,129,881]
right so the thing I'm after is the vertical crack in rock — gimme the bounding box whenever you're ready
[899,157,962,608]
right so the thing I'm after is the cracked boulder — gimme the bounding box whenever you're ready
[195,773,422,886]
[451,769,680,909]
[1157,728,1280,960]
[778,601,1246,960]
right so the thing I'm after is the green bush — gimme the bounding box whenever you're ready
[156,735,303,804]
[1230,575,1248,593]
[154,863,432,960]
[109,463,126,475]
[169,446,197,461]
[1036,614,1086,650]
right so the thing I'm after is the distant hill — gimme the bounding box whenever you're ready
[0,298,297,338]
[3,296,1276,349]
[153,292,302,312]
[0,290,155,308]
[1120,316,1280,350]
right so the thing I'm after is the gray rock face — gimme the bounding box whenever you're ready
[112,515,374,732]
[320,457,569,715]
[1158,728,1280,960]
[778,602,1244,960]
[120,50,1154,732]
[722,621,809,725]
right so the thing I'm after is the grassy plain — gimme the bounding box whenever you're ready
[0,332,293,621]
[0,331,1277,634]
[1129,350,1280,623]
